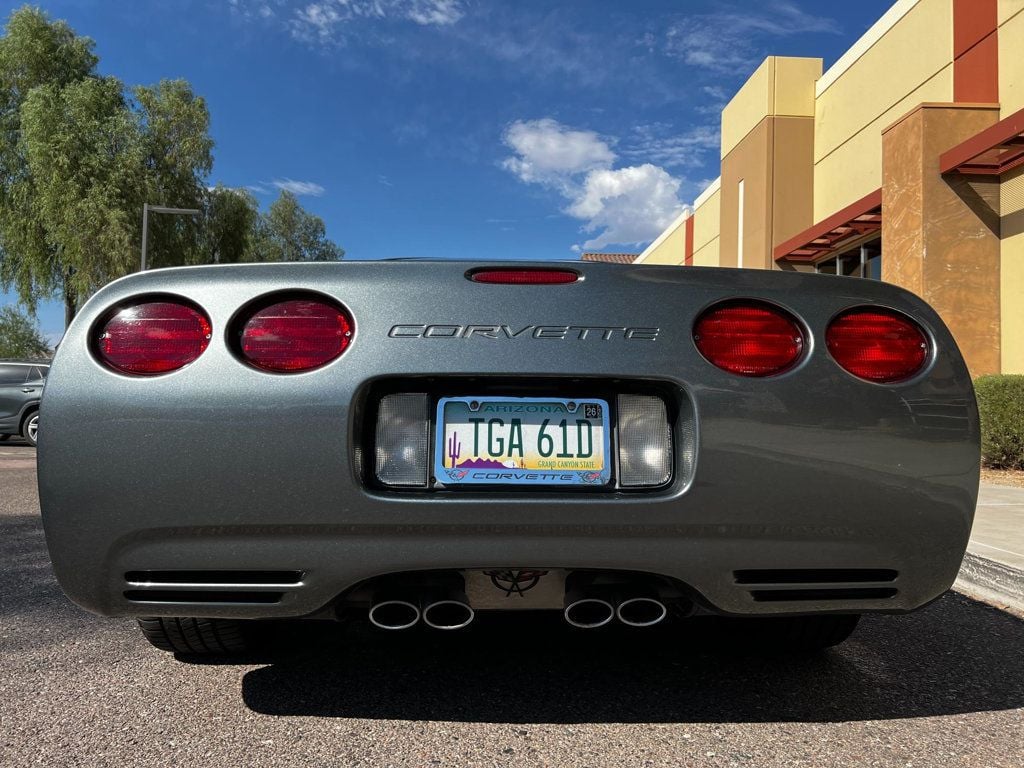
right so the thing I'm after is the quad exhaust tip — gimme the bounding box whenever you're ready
[369,575,476,631]
[563,597,616,629]
[422,599,475,630]
[368,599,421,631]
[367,573,671,630]
[564,573,670,629]
[616,596,668,627]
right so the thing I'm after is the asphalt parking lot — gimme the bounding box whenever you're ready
[2,446,1023,767]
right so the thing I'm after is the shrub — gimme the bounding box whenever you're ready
[975,375,1024,470]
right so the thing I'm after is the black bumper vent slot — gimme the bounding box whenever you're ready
[749,587,898,602]
[734,569,898,584]
[124,570,303,585]
[124,590,283,604]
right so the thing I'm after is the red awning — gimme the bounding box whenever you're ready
[940,105,1024,175]
[773,190,882,263]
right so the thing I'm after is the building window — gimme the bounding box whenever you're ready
[816,238,881,279]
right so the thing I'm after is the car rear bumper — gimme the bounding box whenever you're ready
[36,262,979,620]
[91,500,968,619]
[41,399,977,618]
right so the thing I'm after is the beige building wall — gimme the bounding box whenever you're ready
[721,57,820,159]
[691,238,720,267]
[721,59,774,160]
[721,120,772,269]
[813,0,954,220]
[719,56,819,269]
[634,210,687,265]
[692,182,721,267]
[1001,167,1024,374]
[771,115,816,249]
[999,0,1024,116]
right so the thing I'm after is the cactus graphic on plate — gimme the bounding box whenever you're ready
[447,433,461,468]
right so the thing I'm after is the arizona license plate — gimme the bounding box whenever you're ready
[435,397,611,486]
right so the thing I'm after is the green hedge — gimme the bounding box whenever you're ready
[975,375,1024,470]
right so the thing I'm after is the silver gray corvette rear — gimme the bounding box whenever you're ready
[37,261,979,653]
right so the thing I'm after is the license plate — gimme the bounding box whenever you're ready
[435,397,611,486]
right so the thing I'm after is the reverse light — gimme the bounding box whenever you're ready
[468,269,578,285]
[826,307,929,383]
[617,395,672,487]
[239,297,353,372]
[96,300,211,375]
[693,301,804,377]
[375,393,429,487]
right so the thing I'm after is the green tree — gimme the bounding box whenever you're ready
[0,6,98,324]
[134,79,213,269]
[0,304,49,358]
[0,8,219,324]
[250,190,344,262]
[203,184,260,264]
[20,75,146,306]
[0,7,344,324]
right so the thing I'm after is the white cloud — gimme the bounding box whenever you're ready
[623,123,720,168]
[272,178,326,196]
[501,118,685,250]
[405,0,462,26]
[289,0,463,44]
[666,2,839,73]
[228,0,277,21]
[501,118,615,189]
[568,165,686,249]
[701,85,730,102]
[292,3,343,43]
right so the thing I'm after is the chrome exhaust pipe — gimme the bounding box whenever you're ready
[565,589,610,630]
[564,595,615,628]
[421,574,475,630]
[422,596,475,630]
[616,596,668,627]
[563,572,615,628]
[368,596,420,630]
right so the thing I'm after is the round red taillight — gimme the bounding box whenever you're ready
[97,300,211,375]
[826,307,929,383]
[694,301,804,376]
[240,298,353,372]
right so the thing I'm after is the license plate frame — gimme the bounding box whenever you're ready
[434,396,612,487]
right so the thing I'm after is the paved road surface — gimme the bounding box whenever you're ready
[3,446,1023,767]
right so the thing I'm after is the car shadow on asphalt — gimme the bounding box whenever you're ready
[216,593,1024,723]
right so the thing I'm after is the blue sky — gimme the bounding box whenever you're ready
[3,0,895,340]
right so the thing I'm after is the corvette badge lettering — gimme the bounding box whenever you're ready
[388,324,659,341]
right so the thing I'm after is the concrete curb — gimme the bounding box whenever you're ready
[954,551,1024,618]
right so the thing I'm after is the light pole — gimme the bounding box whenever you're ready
[140,203,201,271]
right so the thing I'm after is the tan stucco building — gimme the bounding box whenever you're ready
[634,0,1023,377]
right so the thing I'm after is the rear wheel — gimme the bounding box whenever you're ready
[137,617,250,655]
[20,411,38,447]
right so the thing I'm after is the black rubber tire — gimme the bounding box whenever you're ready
[20,410,38,447]
[137,617,250,655]
[742,614,860,653]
